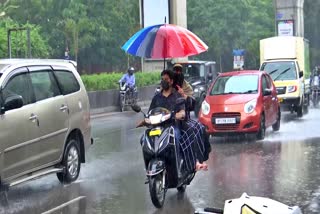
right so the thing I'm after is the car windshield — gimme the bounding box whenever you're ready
[210,74,259,95]
[179,63,205,81]
[260,61,297,81]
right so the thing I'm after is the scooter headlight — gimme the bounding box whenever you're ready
[161,113,171,122]
[244,99,257,114]
[201,100,210,115]
[145,118,151,124]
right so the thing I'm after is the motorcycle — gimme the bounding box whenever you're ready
[311,75,320,108]
[119,82,138,112]
[131,99,196,208]
[194,192,302,214]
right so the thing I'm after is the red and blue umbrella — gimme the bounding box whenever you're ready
[122,24,208,59]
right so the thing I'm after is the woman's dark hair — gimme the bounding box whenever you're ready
[161,69,174,80]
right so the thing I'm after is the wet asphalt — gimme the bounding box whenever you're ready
[2,108,320,214]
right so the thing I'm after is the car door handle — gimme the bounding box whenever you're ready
[29,114,37,121]
[60,105,69,113]
[29,114,39,126]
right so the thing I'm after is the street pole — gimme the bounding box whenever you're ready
[27,28,31,58]
[7,30,11,58]
[273,0,277,36]
[7,27,31,58]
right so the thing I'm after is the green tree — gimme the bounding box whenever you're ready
[188,0,274,71]
[0,18,49,58]
[305,0,320,68]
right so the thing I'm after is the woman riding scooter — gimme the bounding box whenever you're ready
[173,64,211,171]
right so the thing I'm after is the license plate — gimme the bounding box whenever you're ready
[278,98,283,103]
[149,129,162,136]
[215,118,236,124]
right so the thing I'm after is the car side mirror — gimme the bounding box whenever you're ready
[299,71,303,78]
[263,88,272,96]
[3,95,23,112]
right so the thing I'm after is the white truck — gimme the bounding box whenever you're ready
[259,36,310,117]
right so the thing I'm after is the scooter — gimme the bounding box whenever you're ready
[132,99,196,208]
[119,82,137,112]
[194,192,302,214]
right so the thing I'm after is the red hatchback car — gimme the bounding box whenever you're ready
[198,70,281,140]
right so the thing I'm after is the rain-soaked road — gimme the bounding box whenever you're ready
[2,108,320,214]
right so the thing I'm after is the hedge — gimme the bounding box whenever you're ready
[81,71,161,91]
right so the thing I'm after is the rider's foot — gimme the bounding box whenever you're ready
[196,161,208,171]
[201,162,208,171]
[144,177,149,184]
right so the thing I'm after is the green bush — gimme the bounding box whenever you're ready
[81,71,161,91]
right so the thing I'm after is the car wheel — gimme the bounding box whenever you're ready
[272,109,281,131]
[57,139,81,184]
[256,114,265,140]
[303,94,309,114]
[297,104,303,117]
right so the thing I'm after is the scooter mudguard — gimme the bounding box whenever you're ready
[146,159,165,176]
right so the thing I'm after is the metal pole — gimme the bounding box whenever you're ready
[7,30,11,58]
[274,0,277,36]
[27,28,31,58]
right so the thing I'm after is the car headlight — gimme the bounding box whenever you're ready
[201,100,210,115]
[244,99,257,114]
[287,85,297,93]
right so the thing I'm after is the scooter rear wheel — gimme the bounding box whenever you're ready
[177,184,186,193]
[149,172,166,208]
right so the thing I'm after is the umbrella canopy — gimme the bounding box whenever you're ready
[122,24,208,59]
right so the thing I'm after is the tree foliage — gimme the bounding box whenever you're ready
[0,18,50,58]
[188,0,275,71]
[305,0,320,68]
[0,0,318,73]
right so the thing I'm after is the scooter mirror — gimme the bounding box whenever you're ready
[131,104,141,113]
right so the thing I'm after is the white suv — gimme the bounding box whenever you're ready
[0,59,92,189]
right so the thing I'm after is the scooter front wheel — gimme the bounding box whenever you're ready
[119,94,125,112]
[149,172,166,208]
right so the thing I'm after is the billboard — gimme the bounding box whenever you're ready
[141,0,170,27]
[233,49,245,70]
[277,20,294,36]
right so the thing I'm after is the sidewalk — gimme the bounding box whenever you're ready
[90,100,151,119]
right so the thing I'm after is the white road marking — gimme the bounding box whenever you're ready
[41,196,86,214]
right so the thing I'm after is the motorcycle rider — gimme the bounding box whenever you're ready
[173,64,193,97]
[173,64,211,171]
[137,69,185,149]
[310,65,320,87]
[119,67,137,99]
[310,65,320,107]
[138,69,208,172]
